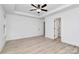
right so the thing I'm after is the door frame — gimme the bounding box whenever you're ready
[54,17,61,39]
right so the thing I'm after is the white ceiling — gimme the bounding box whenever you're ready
[2,4,72,18]
[15,4,63,15]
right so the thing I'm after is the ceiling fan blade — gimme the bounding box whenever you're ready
[41,4,47,8]
[30,9,36,11]
[38,4,40,8]
[41,9,48,12]
[31,4,37,8]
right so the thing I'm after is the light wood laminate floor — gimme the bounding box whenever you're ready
[1,36,79,54]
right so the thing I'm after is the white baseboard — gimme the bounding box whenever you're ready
[6,35,44,41]
[61,39,79,47]
[45,37,54,39]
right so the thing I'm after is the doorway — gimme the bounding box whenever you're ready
[54,17,61,40]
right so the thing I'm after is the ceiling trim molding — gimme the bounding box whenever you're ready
[14,11,41,18]
[14,4,72,18]
[39,4,72,18]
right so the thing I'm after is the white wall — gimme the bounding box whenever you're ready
[45,6,79,46]
[45,16,54,39]
[6,14,44,40]
[0,5,6,51]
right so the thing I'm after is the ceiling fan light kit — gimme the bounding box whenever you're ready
[36,9,41,12]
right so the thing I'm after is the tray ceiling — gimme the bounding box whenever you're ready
[2,4,72,18]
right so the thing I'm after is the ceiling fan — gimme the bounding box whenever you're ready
[30,4,48,13]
